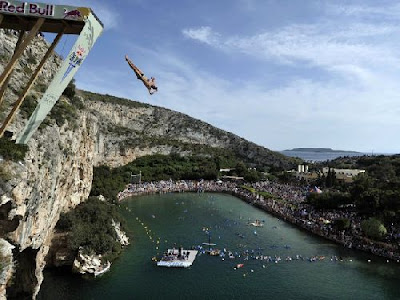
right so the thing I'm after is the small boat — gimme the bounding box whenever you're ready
[249,219,264,227]
[207,249,220,256]
[236,233,245,239]
[203,232,217,253]
[237,263,244,268]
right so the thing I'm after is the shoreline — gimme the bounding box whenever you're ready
[118,180,400,262]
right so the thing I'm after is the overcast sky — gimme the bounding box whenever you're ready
[48,0,400,153]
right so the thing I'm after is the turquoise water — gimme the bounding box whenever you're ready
[39,193,400,299]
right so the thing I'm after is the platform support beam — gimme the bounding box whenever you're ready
[0,18,44,108]
[0,30,64,138]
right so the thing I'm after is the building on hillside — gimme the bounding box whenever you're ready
[298,164,309,173]
[289,164,366,183]
[322,167,365,183]
[289,164,319,181]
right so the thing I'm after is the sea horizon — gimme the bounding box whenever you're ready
[279,149,396,162]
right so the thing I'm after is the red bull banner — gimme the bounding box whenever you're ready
[0,0,90,21]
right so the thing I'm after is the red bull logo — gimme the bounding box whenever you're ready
[0,1,54,16]
[63,8,81,19]
[75,46,85,58]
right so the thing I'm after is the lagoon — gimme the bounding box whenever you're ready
[38,193,400,299]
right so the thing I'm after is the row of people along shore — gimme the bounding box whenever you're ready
[117,179,400,261]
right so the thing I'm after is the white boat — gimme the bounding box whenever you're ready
[157,248,198,268]
[202,242,216,246]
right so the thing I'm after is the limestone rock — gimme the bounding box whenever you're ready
[0,239,15,300]
[72,249,111,276]
[112,219,129,246]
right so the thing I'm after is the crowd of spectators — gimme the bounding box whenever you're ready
[117,180,237,199]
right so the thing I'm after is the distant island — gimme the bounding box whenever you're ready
[283,148,361,153]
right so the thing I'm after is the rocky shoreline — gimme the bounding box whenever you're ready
[118,180,400,262]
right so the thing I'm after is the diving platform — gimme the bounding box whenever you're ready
[0,1,103,143]
[157,248,198,268]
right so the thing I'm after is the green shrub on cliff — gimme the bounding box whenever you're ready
[19,94,37,118]
[0,165,12,181]
[57,197,123,256]
[83,91,149,109]
[0,137,28,161]
[48,98,77,127]
[90,165,125,202]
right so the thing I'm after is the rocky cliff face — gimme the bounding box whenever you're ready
[0,30,297,299]
[84,91,295,170]
[0,29,97,299]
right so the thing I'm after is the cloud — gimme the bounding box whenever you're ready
[182,26,221,46]
[327,3,400,19]
[183,22,397,75]
[181,3,400,88]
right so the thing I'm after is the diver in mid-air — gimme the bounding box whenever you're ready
[125,55,158,95]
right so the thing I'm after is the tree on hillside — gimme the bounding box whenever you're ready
[234,162,247,177]
[62,78,76,99]
[244,169,261,182]
[325,167,337,188]
[361,217,387,240]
